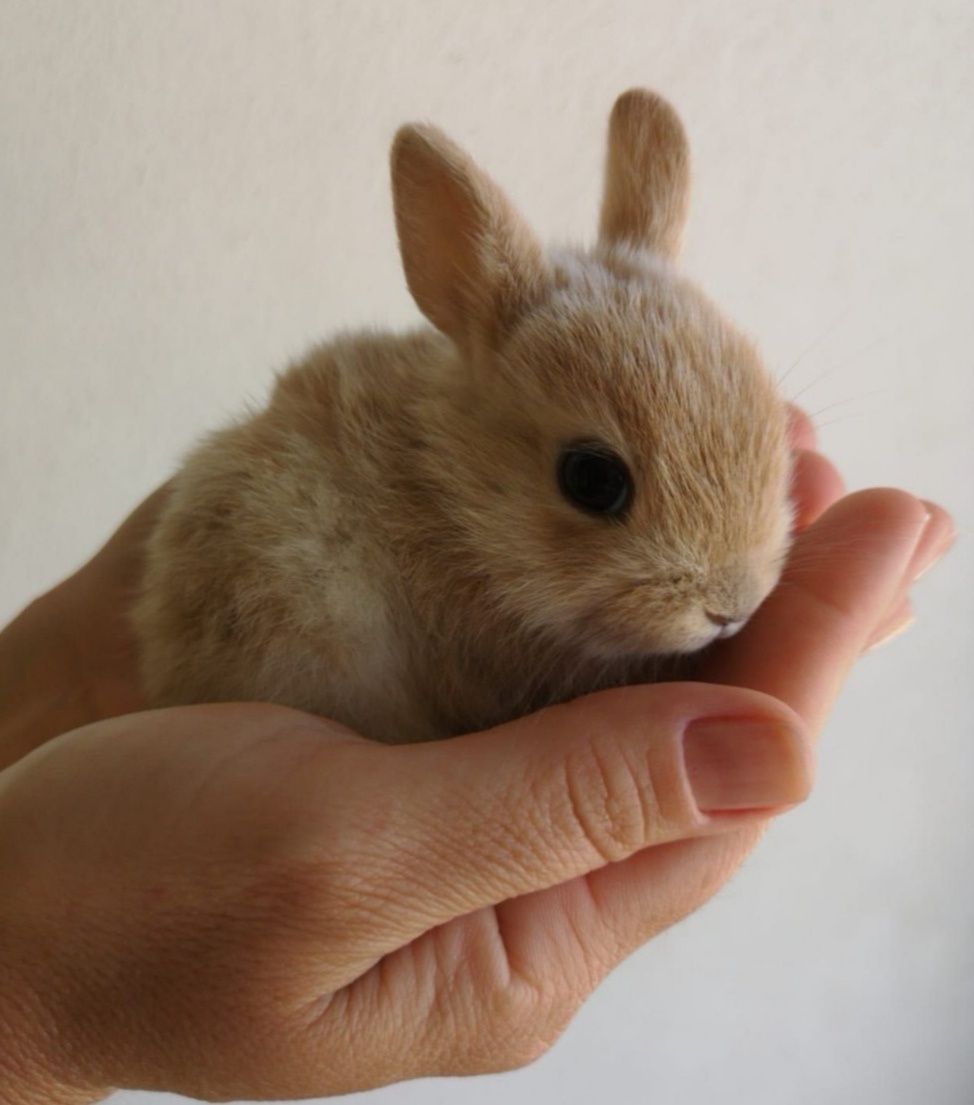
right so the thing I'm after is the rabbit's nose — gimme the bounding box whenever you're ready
[705,609,736,627]
[704,610,746,638]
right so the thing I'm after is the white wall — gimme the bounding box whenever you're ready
[2,2,972,1103]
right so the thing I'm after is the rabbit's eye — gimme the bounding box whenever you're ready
[557,442,632,518]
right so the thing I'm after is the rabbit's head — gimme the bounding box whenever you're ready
[392,89,791,660]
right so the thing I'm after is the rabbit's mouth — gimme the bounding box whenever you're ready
[559,570,775,662]
[704,610,748,639]
[563,600,727,663]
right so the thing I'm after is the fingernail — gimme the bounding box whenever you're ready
[683,718,810,814]
[913,500,956,581]
[914,535,956,581]
[867,613,916,652]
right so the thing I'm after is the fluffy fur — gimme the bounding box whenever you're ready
[134,89,792,743]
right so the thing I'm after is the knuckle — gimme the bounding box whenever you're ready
[487,1029,553,1073]
[559,735,655,863]
[487,981,577,1072]
[458,985,568,1074]
[415,921,589,1079]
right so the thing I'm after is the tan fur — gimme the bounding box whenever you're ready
[134,89,792,743]
[599,88,690,257]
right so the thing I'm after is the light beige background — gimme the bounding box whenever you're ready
[2,2,972,1103]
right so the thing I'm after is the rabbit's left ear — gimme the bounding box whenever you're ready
[598,89,690,259]
[392,124,549,351]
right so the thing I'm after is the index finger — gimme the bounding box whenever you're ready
[786,404,817,450]
[699,488,928,733]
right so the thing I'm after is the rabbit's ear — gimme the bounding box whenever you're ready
[598,89,690,259]
[391,125,548,349]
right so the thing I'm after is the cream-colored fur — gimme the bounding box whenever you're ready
[134,89,792,743]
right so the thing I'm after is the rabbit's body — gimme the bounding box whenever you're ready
[137,319,657,742]
[135,91,792,743]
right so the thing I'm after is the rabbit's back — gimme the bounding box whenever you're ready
[134,334,438,740]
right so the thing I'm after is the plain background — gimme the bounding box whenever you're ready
[2,2,972,1103]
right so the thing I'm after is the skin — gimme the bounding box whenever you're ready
[0,408,955,1103]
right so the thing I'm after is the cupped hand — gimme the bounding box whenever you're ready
[0,412,955,1103]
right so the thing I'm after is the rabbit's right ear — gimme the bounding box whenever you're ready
[598,89,690,259]
[391,125,549,350]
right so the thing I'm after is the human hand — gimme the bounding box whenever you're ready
[0,485,168,770]
[0,415,954,1102]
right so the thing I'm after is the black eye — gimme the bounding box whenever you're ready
[557,442,632,518]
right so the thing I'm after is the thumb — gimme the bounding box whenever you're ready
[346,682,811,942]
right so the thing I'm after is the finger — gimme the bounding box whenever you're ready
[471,493,935,1001]
[319,821,771,1086]
[857,499,952,650]
[786,404,817,450]
[558,490,939,978]
[381,488,942,1037]
[308,900,568,1088]
[314,827,768,1088]
[907,499,955,582]
[865,597,914,652]
[790,448,845,531]
[324,490,925,946]
[700,488,929,733]
[339,682,811,941]
[492,822,764,997]
[86,482,173,583]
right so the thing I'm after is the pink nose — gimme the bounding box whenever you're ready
[705,610,747,639]
[705,610,737,628]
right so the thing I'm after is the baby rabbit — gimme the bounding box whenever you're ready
[134,89,792,744]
